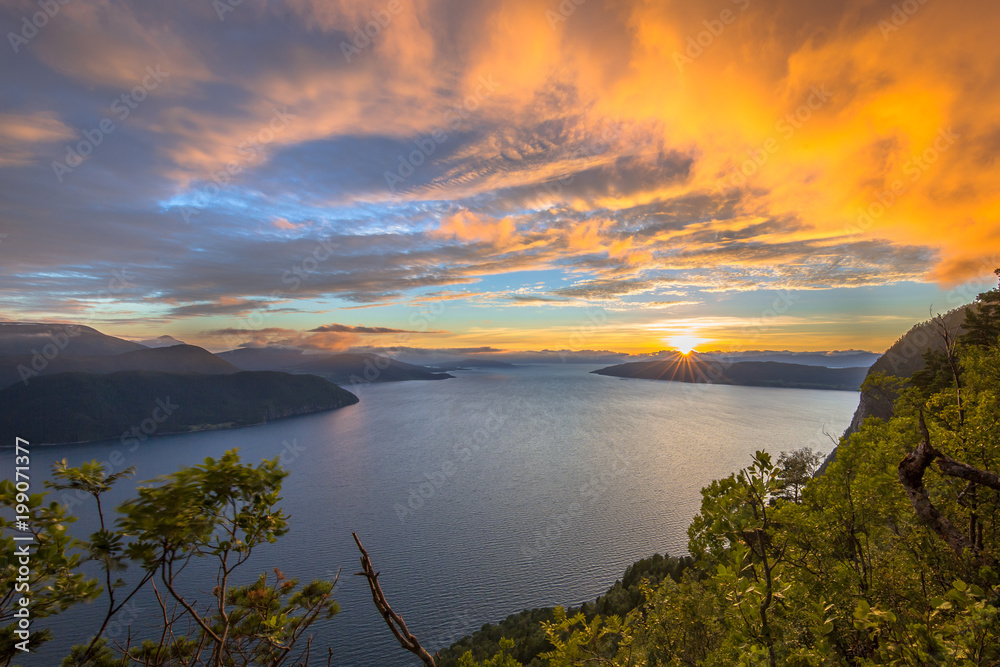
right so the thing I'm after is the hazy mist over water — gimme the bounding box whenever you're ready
[28,364,857,666]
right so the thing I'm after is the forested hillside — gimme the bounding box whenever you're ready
[0,370,359,444]
[447,274,1000,666]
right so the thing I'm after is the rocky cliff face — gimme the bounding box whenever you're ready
[816,305,971,474]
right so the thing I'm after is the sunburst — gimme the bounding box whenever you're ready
[666,333,709,355]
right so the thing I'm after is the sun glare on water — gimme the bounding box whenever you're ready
[666,334,710,355]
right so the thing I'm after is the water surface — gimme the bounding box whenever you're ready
[22,364,857,665]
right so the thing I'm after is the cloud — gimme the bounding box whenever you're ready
[168,298,275,318]
[506,294,569,304]
[350,345,504,357]
[2,0,999,353]
[308,323,444,334]
[25,0,211,89]
[554,278,658,300]
[0,112,76,166]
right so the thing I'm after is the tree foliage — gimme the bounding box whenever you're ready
[455,273,1000,666]
[0,449,339,667]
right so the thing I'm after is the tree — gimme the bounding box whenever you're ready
[776,447,823,502]
[962,269,1000,349]
[0,479,101,663]
[688,451,788,667]
[2,449,340,666]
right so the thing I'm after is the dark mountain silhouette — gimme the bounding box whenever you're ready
[285,353,454,384]
[216,347,312,371]
[434,358,517,370]
[218,348,453,384]
[592,352,868,391]
[0,370,359,445]
[0,322,146,356]
[699,350,880,368]
[0,344,238,389]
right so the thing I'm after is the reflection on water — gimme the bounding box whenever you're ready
[24,364,857,666]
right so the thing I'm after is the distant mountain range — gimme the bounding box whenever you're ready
[0,322,146,356]
[373,348,879,368]
[135,335,187,348]
[431,358,516,371]
[696,350,880,368]
[0,344,237,389]
[217,348,454,384]
[592,352,869,391]
[0,321,881,446]
[0,322,455,445]
[0,324,455,390]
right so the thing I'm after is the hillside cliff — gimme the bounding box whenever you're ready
[817,305,971,473]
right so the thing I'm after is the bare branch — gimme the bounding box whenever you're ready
[936,456,1000,491]
[352,532,436,667]
[937,315,965,426]
[897,412,972,556]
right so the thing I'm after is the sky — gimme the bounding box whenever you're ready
[1,0,999,356]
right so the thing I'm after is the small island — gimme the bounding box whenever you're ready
[592,352,868,391]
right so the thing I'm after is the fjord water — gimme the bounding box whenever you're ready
[30,364,857,666]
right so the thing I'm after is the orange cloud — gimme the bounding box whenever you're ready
[272,217,300,231]
[435,210,517,246]
[0,112,75,166]
[29,0,211,89]
[27,0,997,291]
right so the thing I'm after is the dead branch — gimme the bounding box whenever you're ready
[935,456,1000,491]
[898,412,972,556]
[352,532,436,667]
[931,312,965,426]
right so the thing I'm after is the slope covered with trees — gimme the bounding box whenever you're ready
[0,344,240,389]
[0,370,359,444]
[218,349,455,384]
[447,273,1000,666]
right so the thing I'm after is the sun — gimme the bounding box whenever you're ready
[666,333,709,355]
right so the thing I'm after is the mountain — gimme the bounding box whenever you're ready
[135,335,186,348]
[218,348,453,384]
[216,347,313,371]
[0,322,146,356]
[591,353,868,391]
[0,344,239,389]
[285,353,454,384]
[434,358,517,370]
[842,306,970,437]
[0,370,359,445]
[816,305,972,473]
[699,350,881,368]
